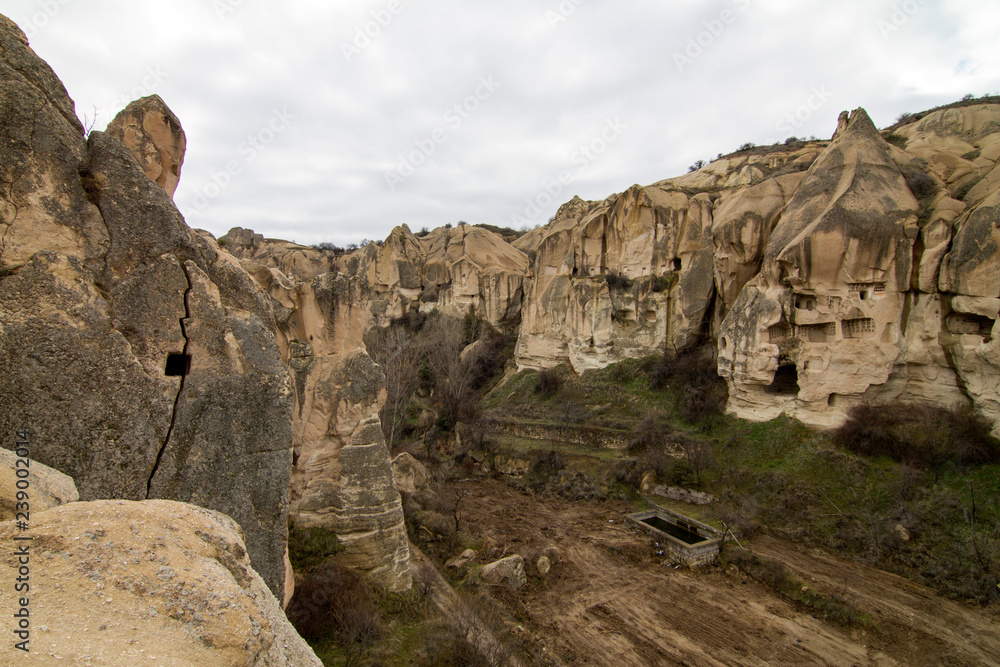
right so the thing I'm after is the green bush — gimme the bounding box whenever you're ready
[604,271,634,291]
[287,525,342,572]
[287,560,381,656]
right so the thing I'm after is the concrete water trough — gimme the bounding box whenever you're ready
[626,507,724,566]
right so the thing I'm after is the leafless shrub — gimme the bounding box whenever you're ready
[286,561,380,666]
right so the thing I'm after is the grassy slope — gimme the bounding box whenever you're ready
[480,357,1000,605]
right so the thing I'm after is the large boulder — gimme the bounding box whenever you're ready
[0,447,78,520]
[481,554,527,589]
[106,94,186,197]
[0,499,321,666]
[0,14,293,598]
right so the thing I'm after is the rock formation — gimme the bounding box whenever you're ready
[0,447,78,520]
[232,242,413,591]
[106,94,186,197]
[0,498,320,666]
[719,106,1000,432]
[0,15,292,598]
[718,108,921,425]
[217,99,1000,437]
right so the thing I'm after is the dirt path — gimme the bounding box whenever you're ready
[447,479,1000,666]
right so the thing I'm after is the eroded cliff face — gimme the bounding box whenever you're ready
[234,246,412,591]
[516,185,718,370]
[718,109,921,426]
[222,102,1000,436]
[0,15,292,598]
[713,105,1000,432]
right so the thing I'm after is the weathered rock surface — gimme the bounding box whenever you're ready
[516,183,719,371]
[481,554,527,589]
[0,15,292,598]
[0,447,78,520]
[237,251,412,591]
[217,87,1000,441]
[392,451,429,495]
[106,94,186,197]
[226,223,529,331]
[719,108,921,426]
[0,499,321,666]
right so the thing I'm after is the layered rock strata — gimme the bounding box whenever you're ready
[235,250,412,591]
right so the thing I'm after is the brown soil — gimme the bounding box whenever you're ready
[443,478,1000,667]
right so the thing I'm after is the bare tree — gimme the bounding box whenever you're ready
[365,324,420,451]
[423,316,483,429]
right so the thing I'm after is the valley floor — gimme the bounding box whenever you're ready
[449,478,1000,666]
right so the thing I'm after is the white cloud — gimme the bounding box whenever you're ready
[6,0,1000,245]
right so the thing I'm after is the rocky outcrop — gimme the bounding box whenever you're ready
[0,15,292,598]
[717,106,1000,432]
[719,109,921,426]
[348,223,529,329]
[106,94,186,197]
[516,184,718,371]
[240,257,412,591]
[0,499,320,666]
[0,447,78,520]
[481,554,527,589]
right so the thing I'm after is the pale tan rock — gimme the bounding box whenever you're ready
[536,555,552,577]
[719,108,920,428]
[481,554,527,589]
[392,452,429,495]
[446,548,478,569]
[106,95,186,197]
[516,184,715,371]
[0,447,78,520]
[0,499,320,666]
[639,471,656,494]
[494,456,531,476]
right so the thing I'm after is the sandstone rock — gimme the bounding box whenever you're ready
[719,108,920,427]
[639,471,657,494]
[106,94,186,197]
[0,16,292,599]
[0,447,78,520]
[895,523,911,542]
[494,456,531,476]
[256,265,410,590]
[0,499,320,666]
[446,548,478,569]
[392,452,429,495]
[481,554,527,589]
[536,555,552,577]
[348,223,529,328]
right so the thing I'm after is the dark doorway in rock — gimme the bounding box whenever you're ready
[765,364,799,395]
[165,353,191,377]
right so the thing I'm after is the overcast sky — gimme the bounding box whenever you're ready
[6,1,1000,246]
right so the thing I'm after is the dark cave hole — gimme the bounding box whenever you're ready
[165,353,191,377]
[765,364,799,395]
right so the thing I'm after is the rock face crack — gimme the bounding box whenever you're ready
[146,265,193,498]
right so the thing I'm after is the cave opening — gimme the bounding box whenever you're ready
[765,363,799,395]
[165,353,191,377]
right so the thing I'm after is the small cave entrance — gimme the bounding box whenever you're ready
[765,363,799,395]
[164,353,191,377]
